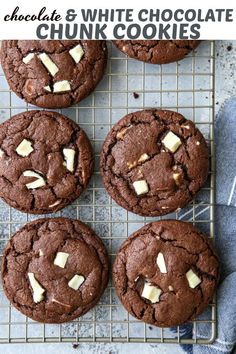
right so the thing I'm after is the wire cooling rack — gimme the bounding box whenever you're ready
[0,41,215,344]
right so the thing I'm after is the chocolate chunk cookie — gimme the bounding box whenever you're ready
[1,40,107,108]
[2,217,109,323]
[0,110,93,214]
[113,220,219,327]
[101,109,209,216]
[113,40,200,64]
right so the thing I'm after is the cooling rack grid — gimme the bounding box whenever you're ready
[0,40,215,344]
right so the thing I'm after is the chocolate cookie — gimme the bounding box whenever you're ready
[113,220,219,327]
[113,40,200,64]
[1,40,107,108]
[101,109,208,216]
[0,110,93,214]
[1,217,109,323]
[101,109,209,216]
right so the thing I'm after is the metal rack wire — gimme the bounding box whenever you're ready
[0,41,215,344]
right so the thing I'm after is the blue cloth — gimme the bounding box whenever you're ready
[215,99,236,207]
[179,99,236,353]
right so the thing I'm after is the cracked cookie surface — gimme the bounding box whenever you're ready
[100,109,209,216]
[113,220,219,327]
[1,217,109,323]
[1,40,107,108]
[113,40,200,64]
[0,110,93,214]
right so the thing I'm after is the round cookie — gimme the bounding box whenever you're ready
[0,110,93,214]
[113,220,219,327]
[1,217,109,323]
[113,40,200,64]
[100,109,209,216]
[1,40,107,108]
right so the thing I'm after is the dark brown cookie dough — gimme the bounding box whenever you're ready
[1,40,107,108]
[101,109,209,217]
[2,217,109,323]
[113,40,200,64]
[0,110,93,214]
[113,220,219,327]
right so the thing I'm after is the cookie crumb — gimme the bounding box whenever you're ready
[133,92,139,99]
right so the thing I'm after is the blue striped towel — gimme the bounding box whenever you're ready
[179,98,236,354]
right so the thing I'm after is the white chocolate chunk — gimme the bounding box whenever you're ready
[63,148,75,172]
[16,139,34,157]
[0,148,4,158]
[127,161,136,169]
[196,141,200,146]
[53,252,69,268]
[173,173,181,182]
[133,180,149,196]
[116,126,132,139]
[186,269,201,289]
[38,53,59,76]
[44,85,51,92]
[23,53,35,64]
[26,178,45,189]
[23,170,46,189]
[69,44,84,63]
[52,298,71,308]
[28,273,45,303]
[182,125,190,130]
[138,153,149,163]
[39,249,44,256]
[168,285,174,291]
[49,200,61,208]
[141,283,162,304]
[53,80,71,93]
[156,252,167,274]
[162,132,182,153]
[68,274,85,290]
